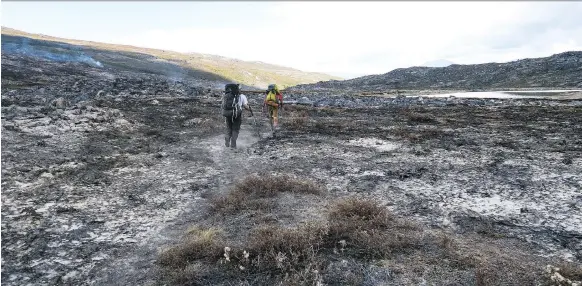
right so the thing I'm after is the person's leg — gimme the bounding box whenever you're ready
[225,117,233,147]
[269,106,274,129]
[230,116,242,148]
[272,107,279,128]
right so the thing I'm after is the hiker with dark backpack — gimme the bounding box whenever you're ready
[222,83,253,149]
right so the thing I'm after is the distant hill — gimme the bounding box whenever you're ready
[1,27,341,88]
[422,59,455,67]
[291,52,582,92]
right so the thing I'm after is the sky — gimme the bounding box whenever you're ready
[2,1,582,79]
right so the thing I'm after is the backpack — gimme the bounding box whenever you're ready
[222,84,242,118]
[265,84,283,107]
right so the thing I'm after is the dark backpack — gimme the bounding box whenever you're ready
[222,84,242,118]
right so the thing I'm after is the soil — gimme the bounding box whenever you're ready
[2,50,581,286]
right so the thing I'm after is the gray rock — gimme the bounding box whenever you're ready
[297,96,314,105]
[51,97,67,109]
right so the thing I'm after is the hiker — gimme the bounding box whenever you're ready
[222,83,253,149]
[263,84,283,129]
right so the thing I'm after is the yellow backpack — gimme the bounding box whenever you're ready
[265,84,280,107]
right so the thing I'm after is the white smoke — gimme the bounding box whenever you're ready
[2,37,103,68]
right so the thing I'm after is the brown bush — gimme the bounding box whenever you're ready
[326,197,420,259]
[552,262,582,283]
[286,110,309,130]
[246,223,328,274]
[284,104,310,113]
[158,187,565,286]
[317,107,343,116]
[236,175,323,197]
[314,120,328,131]
[474,257,545,286]
[211,175,323,214]
[392,127,422,143]
[187,223,327,286]
[397,108,438,124]
[158,227,224,269]
[161,262,209,286]
[328,197,393,233]
[408,113,438,124]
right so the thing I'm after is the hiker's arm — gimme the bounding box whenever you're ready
[240,95,253,114]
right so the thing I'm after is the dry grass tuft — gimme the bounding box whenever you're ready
[162,262,208,286]
[327,197,420,259]
[328,197,393,235]
[245,222,328,275]
[549,262,582,284]
[158,226,225,269]
[211,175,323,214]
[329,198,392,225]
[158,182,570,286]
[397,109,439,124]
[408,113,438,124]
[236,175,323,197]
[474,256,545,286]
[159,223,328,285]
[286,110,310,130]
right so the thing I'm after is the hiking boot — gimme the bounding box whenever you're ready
[225,137,230,147]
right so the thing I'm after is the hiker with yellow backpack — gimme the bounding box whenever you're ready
[262,84,283,130]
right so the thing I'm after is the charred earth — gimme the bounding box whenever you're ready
[2,34,582,285]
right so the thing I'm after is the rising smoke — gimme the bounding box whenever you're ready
[1,37,103,68]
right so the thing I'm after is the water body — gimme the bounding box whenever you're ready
[422,90,582,99]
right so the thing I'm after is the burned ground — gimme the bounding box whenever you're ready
[3,86,581,285]
[2,44,582,285]
[155,101,582,285]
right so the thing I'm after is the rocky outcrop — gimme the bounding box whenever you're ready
[291,51,582,93]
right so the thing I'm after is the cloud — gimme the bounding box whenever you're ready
[437,2,582,64]
[108,2,582,76]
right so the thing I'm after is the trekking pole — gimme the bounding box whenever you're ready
[276,105,283,132]
[279,106,283,121]
[252,115,261,139]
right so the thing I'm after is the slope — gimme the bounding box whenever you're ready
[1,27,341,88]
[291,51,582,93]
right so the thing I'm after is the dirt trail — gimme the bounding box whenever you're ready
[90,125,262,286]
[206,128,264,195]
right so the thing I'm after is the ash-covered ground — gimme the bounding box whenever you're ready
[2,46,582,285]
